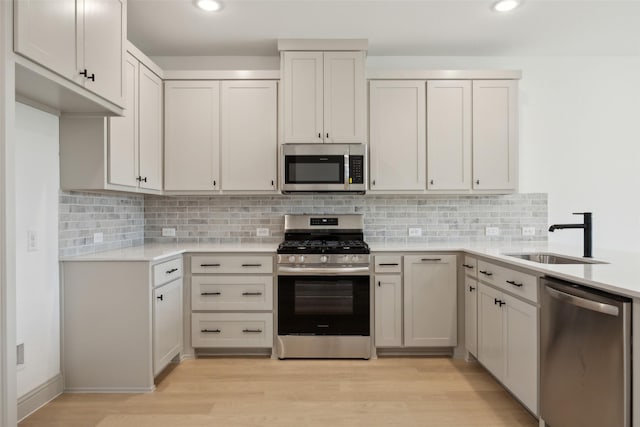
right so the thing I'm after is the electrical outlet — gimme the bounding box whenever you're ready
[522,227,536,236]
[17,343,24,366]
[485,227,500,236]
[408,228,422,237]
[256,228,269,237]
[162,228,176,237]
[27,230,38,252]
[93,232,104,243]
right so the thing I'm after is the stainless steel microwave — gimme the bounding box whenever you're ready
[281,144,367,194]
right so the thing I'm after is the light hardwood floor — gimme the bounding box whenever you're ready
[20,357,538,427]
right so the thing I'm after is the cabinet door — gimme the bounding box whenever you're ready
[369,80,426,191]
[108,52,138,188]
[477,283,504,380]
[374,274,403,347]
[465,277,478,357]
[282,51,323,143]
[220,81,277,191]
[164,81,220,191]
[503,294,538,415]
[14,0,78,82]
[427,80,472,190]
[403,255,457,347]
[153,278,183,376]
[323,51,365,143]
[138,64,163,191]
[81,0,126,106]
[472,80,518,191]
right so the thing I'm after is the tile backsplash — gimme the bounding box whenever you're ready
[144,193,548,245]
[59,191,144,257]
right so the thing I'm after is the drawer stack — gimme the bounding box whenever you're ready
[190,254,274,349]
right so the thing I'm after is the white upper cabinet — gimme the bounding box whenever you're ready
[137,63,163,191]
[427,80,472,190]
[220,81,278,191]
[81,0,126,105]
[164,81,220,191]
[282,51,365,144]
[108,52,138,188]
[369,80,426,191]
[14,0,126,107]
[472,80,518,191]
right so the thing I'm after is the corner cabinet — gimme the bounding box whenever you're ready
[403,255,457,347]
[164,80,278,193]
[59,49,163,193]
[282,51,365,143]
[61,256,183,392]
[472,80,518,191]
[14,0,126,107]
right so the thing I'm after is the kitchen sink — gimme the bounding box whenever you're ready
[504,252,607,265]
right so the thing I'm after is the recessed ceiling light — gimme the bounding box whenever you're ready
[196,0,222,12]
[493,0,521,12]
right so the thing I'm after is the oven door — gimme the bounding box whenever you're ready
[278,275,370,336]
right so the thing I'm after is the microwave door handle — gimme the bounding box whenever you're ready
[344,154,349,190]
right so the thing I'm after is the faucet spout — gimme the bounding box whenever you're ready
[548,212,592,258]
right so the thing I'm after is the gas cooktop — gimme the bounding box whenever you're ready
[277,239,370,254]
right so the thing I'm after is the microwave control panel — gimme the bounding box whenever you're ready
[349,156,365,184]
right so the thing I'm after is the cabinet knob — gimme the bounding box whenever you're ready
[271,180,274,186]
[326,133,329,139]
[88,73,95,82]
[142,177,147,183]
[213,180,216,187]
[430,179,434,185]
[372,180,376,186]
[79,69,88,77]
[318,133,321,139]
[378,281,381,287]
[475,179,480,185]
[469,285,476,292]
[156,294,163,301]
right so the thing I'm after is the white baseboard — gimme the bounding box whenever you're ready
[18,373,64,422]
[64,385,155,393]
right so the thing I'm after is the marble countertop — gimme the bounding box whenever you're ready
[61,241,640,299]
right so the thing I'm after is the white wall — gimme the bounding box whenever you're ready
[367,55,640,254]
[14,102,60,397]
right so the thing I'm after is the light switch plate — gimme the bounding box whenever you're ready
[485,227,500,236]
[408,228,422,237]
[256,228,269,237]
[93,232,103,243]
[162,228,176,237]
[522,227,536,236]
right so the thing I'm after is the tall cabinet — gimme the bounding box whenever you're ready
[281,50,365,143]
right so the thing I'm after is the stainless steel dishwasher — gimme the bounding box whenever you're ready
[540,277,631,427]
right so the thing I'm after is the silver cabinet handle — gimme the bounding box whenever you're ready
[546,286,619,316]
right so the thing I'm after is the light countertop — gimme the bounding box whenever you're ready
[61,241,640,299]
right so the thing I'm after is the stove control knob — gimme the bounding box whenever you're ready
[288,256,296,263]
[320,255,328,263]
[299,255,305,263]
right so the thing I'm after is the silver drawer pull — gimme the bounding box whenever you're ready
[421,258,442,262]
[201,292,221,296]
[242,292,263,296]
[201,329,221,333]
[200,263,221,267]
[165,268,179,274]
[242,263,262,267]
[242,329,263,333]
[506,280,523,287]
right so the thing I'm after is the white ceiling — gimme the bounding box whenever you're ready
[128,0,640,57]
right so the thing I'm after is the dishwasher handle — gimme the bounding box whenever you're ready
[546,286,620,316]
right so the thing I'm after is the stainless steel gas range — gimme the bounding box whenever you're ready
[275,214,371,359]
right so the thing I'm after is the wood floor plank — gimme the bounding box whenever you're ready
[19,357,538,427]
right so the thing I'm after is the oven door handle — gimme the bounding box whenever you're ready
[277,266,370,276]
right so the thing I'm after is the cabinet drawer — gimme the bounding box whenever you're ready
[192,312,273,348]
[462,256,477,278]
[192,276,273,311]
[153,257,183,288]
[375,255,402,273]
[477,260,537,303]
[191,255,273,274]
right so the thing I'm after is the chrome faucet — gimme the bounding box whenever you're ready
[548,212,592,258]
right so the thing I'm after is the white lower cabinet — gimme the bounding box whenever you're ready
[404,254,457,347]
[61,256,183,392]
[464,276,478,357]
[374,274,403,347]
[153,278,183,376]
[190,254,274,350]
[477,281,538,415]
